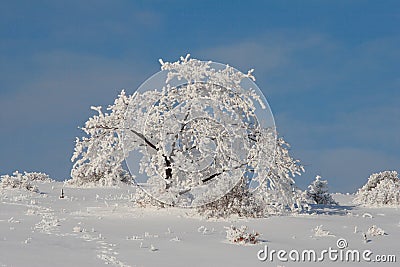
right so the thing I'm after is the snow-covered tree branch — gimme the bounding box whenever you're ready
[69,90,132,186]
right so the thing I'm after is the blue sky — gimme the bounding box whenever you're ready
[0,0,399,192]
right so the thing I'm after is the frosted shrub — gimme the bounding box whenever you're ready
[23,172,53,182]
[197,178,264,218]
[68,163,131,187]
[0,171,39,192]
[305,175,337,205]
[313,225,335,237]
[225,225,260,245]
[354,171,400,207]
[367,225,386,236]
[133,188,167,208]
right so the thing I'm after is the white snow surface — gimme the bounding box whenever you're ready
[0,182,398,267]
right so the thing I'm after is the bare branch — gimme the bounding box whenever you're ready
[202,163,247,183]
[130,129,158,151]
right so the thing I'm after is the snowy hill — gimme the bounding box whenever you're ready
[0,182,398,266]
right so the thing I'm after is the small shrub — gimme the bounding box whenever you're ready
[367,225,386,236]
[23,172,53,182]
[354,171,400,206]
[0,171,39,192]
[225,225,260,245]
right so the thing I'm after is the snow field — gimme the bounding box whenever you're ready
[1,183,399,267]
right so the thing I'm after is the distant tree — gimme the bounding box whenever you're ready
[305,175,337,205]
[354,171,400,206]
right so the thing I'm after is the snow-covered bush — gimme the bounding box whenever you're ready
[197,178,264,218]
[0,171,39,192]
[313,225,335,237]
[23,172,53,182]
[133,187,167,208]
[305,175,337,205]
[367,225,386,236]
[354,171,400,206]
[225,225,260,245]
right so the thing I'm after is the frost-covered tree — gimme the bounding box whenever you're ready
[68,90,132,186]
[354,171,400,206]
[305,175,337,205]
[69,55,303,213]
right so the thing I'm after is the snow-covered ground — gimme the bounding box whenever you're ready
[0,182,398,267]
